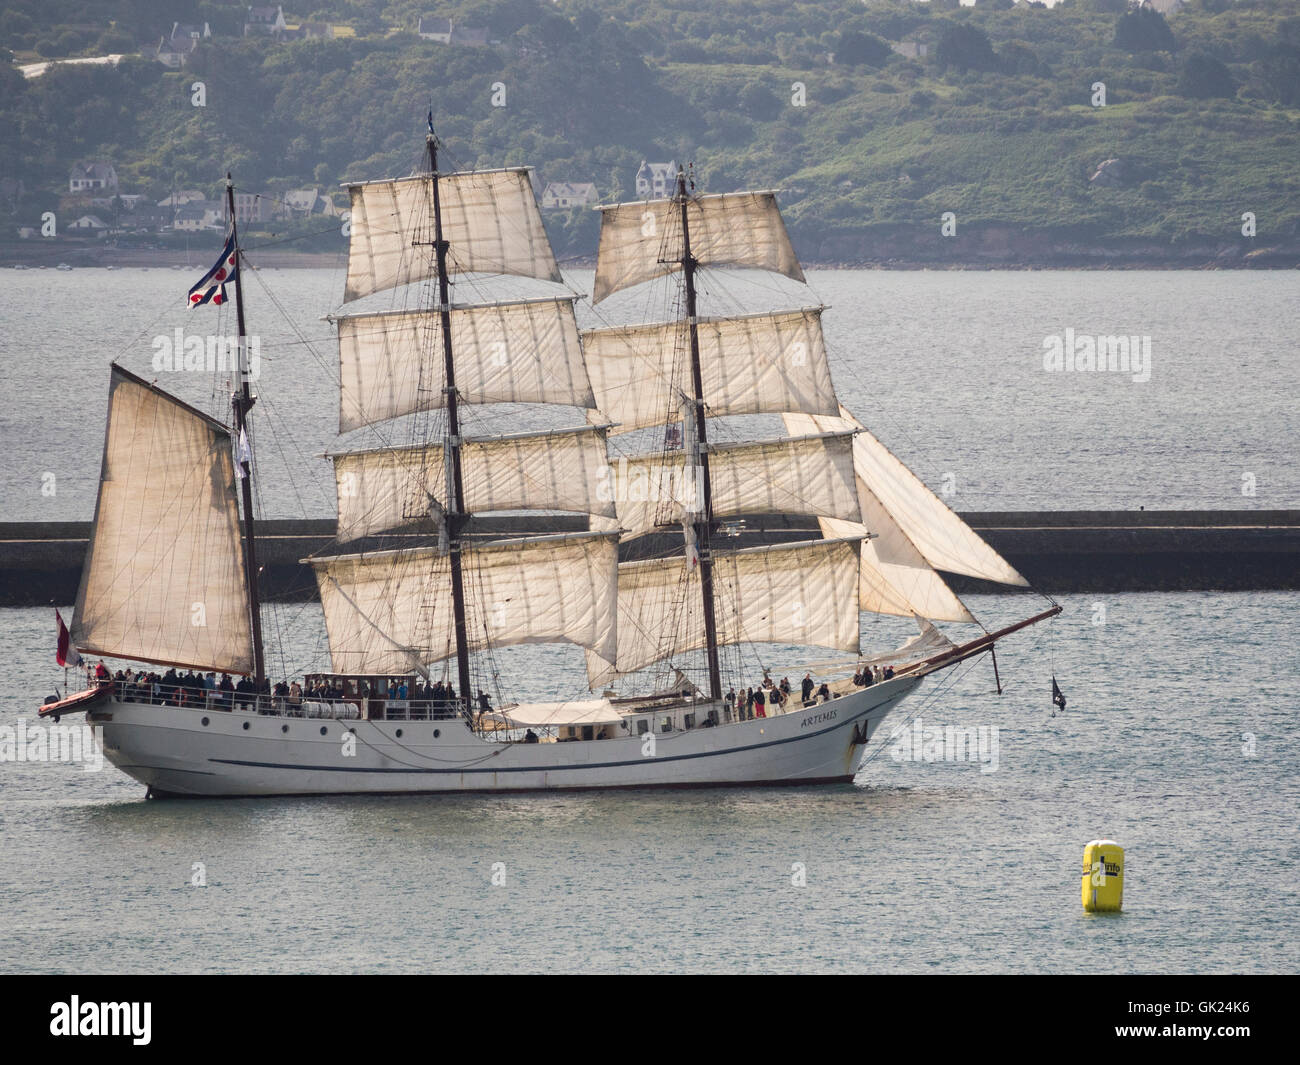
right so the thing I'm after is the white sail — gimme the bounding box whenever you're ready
[583,308,837,434]
[311,532,618,676]
[336,297,593,433]
[786,409,1028,588]
[592,191,804,303]
[610,431,861,537]
[344,169,560,301]
[332,426,616,542]
[585,538,862,688]
[784,412,974,623]
[71,366,253,674]
[813,511,974,623]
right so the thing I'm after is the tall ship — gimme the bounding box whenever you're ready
[40,127,1059,797]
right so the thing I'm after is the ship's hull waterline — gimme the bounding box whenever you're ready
[89,678,921,797]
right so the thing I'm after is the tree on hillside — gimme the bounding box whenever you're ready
[836,30,892,68]
[1085,0,1128,14]
[1256,43,1300,105]
[738,80,782,121]
[937,23,1000,74]
[1177,53,1236,99]
[1114,8,1177,53]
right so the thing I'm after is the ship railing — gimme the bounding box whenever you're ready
[111,684,473,722]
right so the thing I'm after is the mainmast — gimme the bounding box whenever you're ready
[426,130,473,714]
[675,168,723,702]
[224,174,266,685]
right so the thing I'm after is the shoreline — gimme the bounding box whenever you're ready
[2,244,1295,271]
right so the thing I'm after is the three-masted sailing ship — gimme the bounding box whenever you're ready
[40,127,1059,797]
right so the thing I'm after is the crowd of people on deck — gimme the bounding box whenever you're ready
[721,664,897,720]
[91,661,484,718]
[852,663,896,687]
[97,664,270,709]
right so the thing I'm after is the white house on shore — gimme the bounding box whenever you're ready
[541,182,598,210]
[245,5,287,36]
[417,15,490,46]
[69,162,118,194]
[635,160,677,199]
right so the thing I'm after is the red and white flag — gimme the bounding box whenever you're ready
[56,609,83,668]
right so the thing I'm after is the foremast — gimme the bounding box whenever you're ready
[674,168,722,702]
[308,123,620,690]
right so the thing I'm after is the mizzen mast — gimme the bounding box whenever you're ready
[223,173,266,685]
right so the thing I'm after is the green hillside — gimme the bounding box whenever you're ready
[2,0,1297,262]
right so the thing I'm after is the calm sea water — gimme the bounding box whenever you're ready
[0,268,1296,973]
[1,590,1297,974]
[0,266,1296,518]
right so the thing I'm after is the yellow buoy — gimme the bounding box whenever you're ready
[1082,839,1124,912]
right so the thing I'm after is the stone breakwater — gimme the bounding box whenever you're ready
[2,511,1296,605]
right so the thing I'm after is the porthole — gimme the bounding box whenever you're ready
[281,724,289,734]
[201,717,209,727]
[395,728,403,738]
[242,721,250,731]
[320,726,328,736]
[433,729,440,739]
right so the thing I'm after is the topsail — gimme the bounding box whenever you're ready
[344,168,561,301]
[592,191,804,303]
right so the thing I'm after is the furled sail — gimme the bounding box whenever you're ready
[344,168,561,301]
[592,191,804,303]
[71,366,254,674]
[585,538,862,688]
[335,297,594,433]
[610,431,861,537]
[583,308,837,434]
[311,532,619,676]
[332,426,616,542]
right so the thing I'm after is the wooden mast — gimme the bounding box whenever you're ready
[427,129,474,715]
[223,174,265,685]
[676,167,723,702]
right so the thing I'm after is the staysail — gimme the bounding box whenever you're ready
[784,408,1027,622]
[71,366,254,674]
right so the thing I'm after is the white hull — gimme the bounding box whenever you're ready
[89,677,922,797]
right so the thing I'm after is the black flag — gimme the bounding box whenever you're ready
[1051,676,1067,711]
[427,110,435,135]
